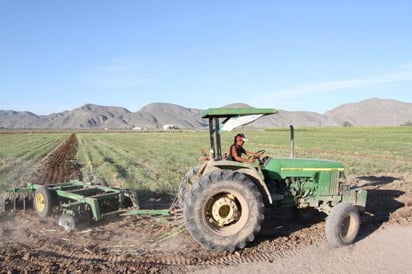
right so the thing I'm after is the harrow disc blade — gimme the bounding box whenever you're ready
[1,192,33,212]
[59,214,77,232]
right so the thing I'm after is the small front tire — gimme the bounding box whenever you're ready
[325,203,360,247]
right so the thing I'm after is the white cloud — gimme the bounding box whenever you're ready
[253,63,412,104]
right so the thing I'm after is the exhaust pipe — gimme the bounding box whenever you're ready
[290,125,294,158]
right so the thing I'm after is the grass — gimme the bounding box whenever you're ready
[76,131,206,193]
[1,127,411,193]
[262,127,412,174]
[0,132,69,189]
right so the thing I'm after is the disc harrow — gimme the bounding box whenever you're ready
[1,181,173,231]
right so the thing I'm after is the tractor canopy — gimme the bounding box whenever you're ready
[202,107,277,160]
[202,107,277,118]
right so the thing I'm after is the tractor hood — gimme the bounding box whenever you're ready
[263,158,344,180]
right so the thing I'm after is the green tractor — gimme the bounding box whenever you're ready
[179,108,367,252]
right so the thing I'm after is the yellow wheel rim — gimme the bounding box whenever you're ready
[35,192,45,212]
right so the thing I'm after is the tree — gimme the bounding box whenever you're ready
[343,121,353,127]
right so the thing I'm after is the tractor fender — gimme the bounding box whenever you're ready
[201,161,273,205]
[235,167,272,205]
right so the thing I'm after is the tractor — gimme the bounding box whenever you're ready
[179,107,367,252]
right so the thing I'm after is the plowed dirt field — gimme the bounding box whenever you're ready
[1,134,411,273]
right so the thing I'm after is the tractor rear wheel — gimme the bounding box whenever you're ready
[177,164,201,209]
[183,170,264,252]
[325,202,360,247]
[34,187,53,217]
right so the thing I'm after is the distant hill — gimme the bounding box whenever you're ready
[0,98,411,129]
[137,103,206,128]
[0,103,206,129]
[0,110,40,128]
[323,98,412,126]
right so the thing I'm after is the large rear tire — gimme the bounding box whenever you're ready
[177,164,201,209]
[183,170,264,252]
[325,202,360,247]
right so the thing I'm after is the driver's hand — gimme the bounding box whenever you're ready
[247,157,255,163]
[255,152,261,158]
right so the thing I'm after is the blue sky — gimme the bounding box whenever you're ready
[1,1,412,115]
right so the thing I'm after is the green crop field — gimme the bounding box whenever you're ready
[0,127,411,194]
[76,131,206,192]
[0,132,70,189]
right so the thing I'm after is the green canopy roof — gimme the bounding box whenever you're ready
[202,108,277,118]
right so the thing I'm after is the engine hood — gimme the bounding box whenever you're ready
[263,158,344,179]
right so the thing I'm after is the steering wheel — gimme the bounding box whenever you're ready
[252,149,265,165]
[254,150,265,158]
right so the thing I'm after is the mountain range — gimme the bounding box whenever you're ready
[0,98,411,129]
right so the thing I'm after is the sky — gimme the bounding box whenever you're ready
[1,1,412,115]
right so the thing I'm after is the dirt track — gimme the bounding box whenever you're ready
[34,133,83,185]
[1,134,411,273]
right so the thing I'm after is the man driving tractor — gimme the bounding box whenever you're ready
[229,133,262,163]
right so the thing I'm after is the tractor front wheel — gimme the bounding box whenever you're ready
[183,170,264,252]
[325,202,360,247]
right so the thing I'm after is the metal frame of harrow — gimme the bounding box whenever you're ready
[5,181,143,221]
